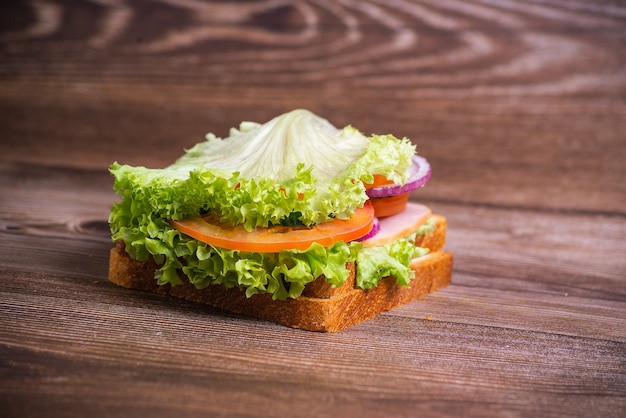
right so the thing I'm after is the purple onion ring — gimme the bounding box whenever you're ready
[366,155,432,198]
[354,216,380,242]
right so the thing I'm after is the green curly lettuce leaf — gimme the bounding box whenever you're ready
[356,239,430,290]
[113,211,358,300]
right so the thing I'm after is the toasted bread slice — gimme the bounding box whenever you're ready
[108,215,452,332]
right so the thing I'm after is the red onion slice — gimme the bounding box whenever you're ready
[354,216,380,242]
[366,155,431,198]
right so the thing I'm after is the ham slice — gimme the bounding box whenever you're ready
[362,202,432,247]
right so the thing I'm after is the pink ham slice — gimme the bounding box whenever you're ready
[362,202,432,247]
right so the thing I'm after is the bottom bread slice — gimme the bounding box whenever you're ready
[109,244,452,332]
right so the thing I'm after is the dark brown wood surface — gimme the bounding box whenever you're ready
[1,1,625,417]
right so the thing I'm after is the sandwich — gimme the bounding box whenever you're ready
[108,109,452,332]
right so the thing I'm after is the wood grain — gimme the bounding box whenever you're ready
[1,0,625,417]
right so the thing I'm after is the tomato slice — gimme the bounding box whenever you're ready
[369,193,409,218]
[169,201,375,253]
[364,174,394,190]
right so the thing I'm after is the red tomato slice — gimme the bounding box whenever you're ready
[364,174,394,190]
[369,193,409,218]
[169,201,375,253]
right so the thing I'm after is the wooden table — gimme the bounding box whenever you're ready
[1,1,624,416]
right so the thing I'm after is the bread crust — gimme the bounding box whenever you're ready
[108,215,452,332]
